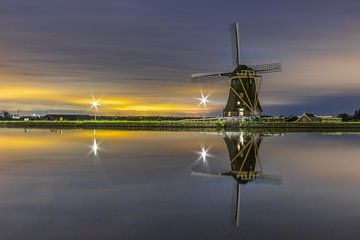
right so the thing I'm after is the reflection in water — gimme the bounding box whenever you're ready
[1,129,360,239]
[90,129,101,160]
[199,146,209,164]
[49,129,63,135]
[192,132,281,226]
[195,145,211,171]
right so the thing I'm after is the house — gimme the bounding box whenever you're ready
[287,113,342,123]
[296,113,321,122]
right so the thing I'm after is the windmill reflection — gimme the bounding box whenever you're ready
[192,132,281,226]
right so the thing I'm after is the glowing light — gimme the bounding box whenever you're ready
[90,96,101,120]
[197,91,210,108]
[197,145,211,165]
[90,97,100,111]
[200,147,208,163]
[92,138,99,156]
[90,130,100,157]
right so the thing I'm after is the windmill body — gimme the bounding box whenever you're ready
[224,65,262,117]
[191,22,281,117]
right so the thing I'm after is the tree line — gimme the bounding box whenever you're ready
[338,108,360,121]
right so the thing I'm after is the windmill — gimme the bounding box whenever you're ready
[191,22,282,117]
[191,132,281,226]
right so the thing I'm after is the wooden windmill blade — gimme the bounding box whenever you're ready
[230,22,241,67]
[251,63,282,74]
[231,181,241,227]
[190,171,225,178]
[255,174,282,185]
[190,71,232,83]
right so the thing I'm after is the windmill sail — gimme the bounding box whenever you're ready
[190,72,232,83]
[250,63,282,74]
[230,22,241,66]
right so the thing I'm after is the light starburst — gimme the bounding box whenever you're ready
[90,97,100,111]
[197,91,210,108]
[197,145,211,165]
[90,130,101,157]
[90,96,101,120]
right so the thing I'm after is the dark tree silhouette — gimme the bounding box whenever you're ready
[338,113,352,122]
[0,111,11,120]
[354,109,360,121]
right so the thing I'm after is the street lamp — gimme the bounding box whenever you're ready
[197,91,210,120]
[90,97,100,120]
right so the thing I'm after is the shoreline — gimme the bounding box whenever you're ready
[0,120,223,130]
[1,120,360,132]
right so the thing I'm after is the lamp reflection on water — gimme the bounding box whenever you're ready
[193,145,213,172]
[89,129,101,162]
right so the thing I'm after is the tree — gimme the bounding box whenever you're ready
[0,111,11,120]
[338,113,352,122]
[354,109,360,121]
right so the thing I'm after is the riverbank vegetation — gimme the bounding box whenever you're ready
[1,119,360,131]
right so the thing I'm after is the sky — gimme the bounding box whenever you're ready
[0,0,360,116]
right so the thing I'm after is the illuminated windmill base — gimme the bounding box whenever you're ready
[191,22,282,118]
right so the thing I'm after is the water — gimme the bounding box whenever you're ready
[1,128,360,239]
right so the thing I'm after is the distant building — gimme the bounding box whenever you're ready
[296,113,321,122]
[287,113,342,123]
[318,115,342,123]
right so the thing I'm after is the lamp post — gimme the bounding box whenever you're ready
[197,91,210,121]
[90,97,100,121]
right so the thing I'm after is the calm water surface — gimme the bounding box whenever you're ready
[1,128,360,239]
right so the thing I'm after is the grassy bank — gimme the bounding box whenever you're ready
[0,120,224,130]
[1,120,360,131]
[237,121,360,129]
